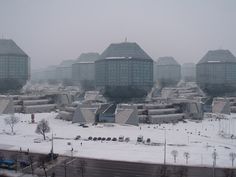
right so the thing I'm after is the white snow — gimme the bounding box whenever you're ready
[0,112,235,168]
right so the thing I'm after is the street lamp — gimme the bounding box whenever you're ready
[164,128,167,165]
[212,149,217,177]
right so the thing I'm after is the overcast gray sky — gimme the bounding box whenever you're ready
[0,0,236,70]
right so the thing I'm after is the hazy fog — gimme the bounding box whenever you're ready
[0,0,236,70]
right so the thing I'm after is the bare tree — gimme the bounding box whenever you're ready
[183,152,190,165]
[4,114,19,134]
[229,152,236,167]
[35,119,50,140]
[171,150,178,163]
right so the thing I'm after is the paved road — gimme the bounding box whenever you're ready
[52,158,161,177]
[50,157,235,177]
[0,149,235,177]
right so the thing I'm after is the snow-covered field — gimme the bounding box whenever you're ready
[0,112,235,168]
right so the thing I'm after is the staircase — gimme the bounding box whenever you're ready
[137,104,184,124]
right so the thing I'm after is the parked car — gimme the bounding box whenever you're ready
[19,160,30,168]
[101,137,106,141]
[34,139,41,143]
[97,137,102,140]
[88,136,93,140]
[74,135,81,140]
[118,136,124,142]
[46,153,58,161]
[0,159,16,170]
[93,137,97,141]
[146,138,151,143]
[125,137,130,142]
[137,135,143,143]
[112,137,117,141]
[106,137,111,141]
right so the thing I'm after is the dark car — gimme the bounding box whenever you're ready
[101,137,106,141]
[46,153,58,161]
[88,136,92,140]
[93,137,97,141]
[106,137,111,141]
[74,135,81,140]
[97,137,102,140]
[19,160,30,168]
[118,136,124,142]
[137,135,143,143]
[125,137,130,142]
[112,137,117,141]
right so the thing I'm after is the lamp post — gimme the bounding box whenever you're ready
[162,128,167,177]
[164,128,167,165]
[51,132,54,161]
[212,149,217,177]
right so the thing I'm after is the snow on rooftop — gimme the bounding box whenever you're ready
[105,56,133,59]
[74,61,94,64]
[198,49,236,64]
[207,61,221,63]
[0,112,235,168]
[99,42,152,60]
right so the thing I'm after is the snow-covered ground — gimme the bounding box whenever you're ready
[0,112,235,168]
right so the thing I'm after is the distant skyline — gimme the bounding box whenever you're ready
[0,0,236,70]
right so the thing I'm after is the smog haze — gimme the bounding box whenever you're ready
[0,0,235,69]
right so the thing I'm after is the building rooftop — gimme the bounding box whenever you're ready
[58,60,75,67]
[0,39,28,57]
[78,52,100,62]
[198,49,236,64]
[156,56,180,66]
[99,42,152,60]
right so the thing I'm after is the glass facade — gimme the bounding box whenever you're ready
[196,62,236,95]
[155,65,181,85]
[72,62,95,82]
[95,59,153,89]
[0,55,29,81]
[197,63,236,84]
[181,63,196,81]
[156,65,181,81]
[56,66,72,80]
[226,63,236,82]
